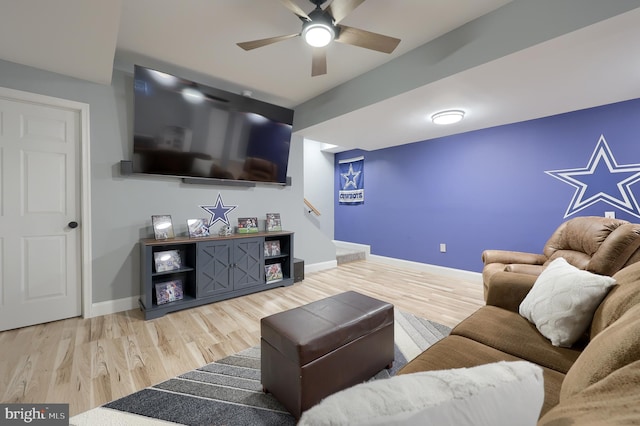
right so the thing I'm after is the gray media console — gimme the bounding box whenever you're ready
[139,231,294,320]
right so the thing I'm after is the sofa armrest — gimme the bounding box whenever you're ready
[485,271,537,312]
[504,263,546,276]
[482,249,547,266]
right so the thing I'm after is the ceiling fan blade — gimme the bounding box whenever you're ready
[335,25,400,53]
[311,47,327,77]
[326,0,366,24]
[278,0,310,20]
[237,33,299,51]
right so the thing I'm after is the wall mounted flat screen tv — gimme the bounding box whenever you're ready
[132,65,294,185]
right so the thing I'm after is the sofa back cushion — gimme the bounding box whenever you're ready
[591,260,640,339]
[588,223,640,275]
[542,217,634,274]
[538,360,640,426]
[622,248,640,269]
[544,250,590,270]
[543,217,627,257]
[561,303,640,400]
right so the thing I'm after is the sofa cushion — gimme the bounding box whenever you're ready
[588,223,640,275]
[590,260,640,339]
[539,360,640,426]
[452,306,582,373]
[544,250,591,270]
[484,271,538,312]
[542,216,628,260]
[299,361,545,426]
[561,303,640,400]
[398,335,565,416]
[519,257,616,347]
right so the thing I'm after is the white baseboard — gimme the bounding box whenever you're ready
[369,254,482,283]
[87,296,139,318]
[333,240,480,283]
[305,259,338,274]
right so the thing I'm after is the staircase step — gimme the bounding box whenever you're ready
[336,249,366,265]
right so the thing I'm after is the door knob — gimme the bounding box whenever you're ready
[68,221,79,229]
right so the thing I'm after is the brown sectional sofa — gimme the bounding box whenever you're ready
[398,259,640,423]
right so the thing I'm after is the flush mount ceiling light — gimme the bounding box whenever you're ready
[431,110,465,125]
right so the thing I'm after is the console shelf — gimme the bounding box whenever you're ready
[139,231,294,320]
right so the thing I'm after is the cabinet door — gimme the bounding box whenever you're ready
[197,240,233,297]
[233,237,264,290]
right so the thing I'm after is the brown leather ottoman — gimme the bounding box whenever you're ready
[261,291,394,419]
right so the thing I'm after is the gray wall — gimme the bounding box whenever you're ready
[303,139,335,240]
[0,58,336,305]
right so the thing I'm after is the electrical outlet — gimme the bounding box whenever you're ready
[605,211,616,219]
[440,243,446,253]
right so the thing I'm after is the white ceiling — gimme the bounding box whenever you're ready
[303,6,640,151]
[1,1,639,152]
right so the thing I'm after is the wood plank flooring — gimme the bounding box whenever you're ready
[0,260,485,416]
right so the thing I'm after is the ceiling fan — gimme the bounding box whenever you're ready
[237,0,401,77]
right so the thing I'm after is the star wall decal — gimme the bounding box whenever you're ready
[545,135,640,218]
[200,193,237,227]
[341,163,361,189]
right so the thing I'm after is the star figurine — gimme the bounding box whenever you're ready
[341,163,361,190]
[545,135,640,218]
[200,193,238,227]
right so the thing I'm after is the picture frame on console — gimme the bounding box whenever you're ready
[155,279,184,305]
[238,217,259,233]
[152,215,175,240]
[265,263,283,283]
[264,241,281,257]
[266,213,282,232]
[154,250,182,272]
[187,218,209,238]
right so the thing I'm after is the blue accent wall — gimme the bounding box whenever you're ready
[335,98,640,272]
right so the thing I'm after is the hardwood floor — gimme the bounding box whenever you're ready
[0,260,484,416]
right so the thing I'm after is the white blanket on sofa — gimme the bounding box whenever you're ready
[298,361,544,426]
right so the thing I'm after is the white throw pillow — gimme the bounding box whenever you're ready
[519,257,616,347]
[298,361,544,426]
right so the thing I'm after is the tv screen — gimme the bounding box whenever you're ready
[132,65,294,184]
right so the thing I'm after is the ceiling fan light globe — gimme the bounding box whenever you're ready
[303,24,334,47]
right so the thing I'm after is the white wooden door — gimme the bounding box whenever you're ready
[0,94,82,331]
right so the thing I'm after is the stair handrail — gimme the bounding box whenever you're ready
[304,198,321,216]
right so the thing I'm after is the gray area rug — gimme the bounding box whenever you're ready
[94,310,450,426]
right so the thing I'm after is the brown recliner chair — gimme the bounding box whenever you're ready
[482,216,640,306]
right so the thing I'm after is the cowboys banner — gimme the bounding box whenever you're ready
[339,156,364,204]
